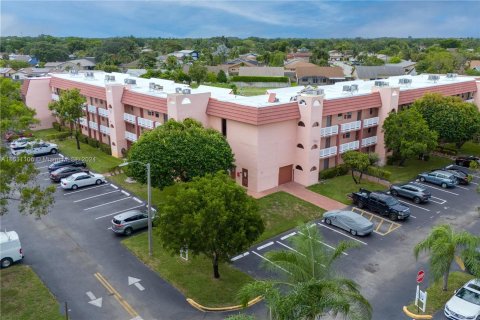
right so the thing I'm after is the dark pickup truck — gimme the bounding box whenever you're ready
[350,188,411,221]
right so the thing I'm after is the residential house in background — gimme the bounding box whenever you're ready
[168,50,199,62]
[469,60,480,72]
[353,65,407,80]
[284,60,318,81]
[385,60,417,75]
[295,66,346,85]
[225,58,258,76]
[44,58,96,71]
[126,69,148,77]
[0,67,15,78]
[286,49,312,62]
[328,50,353,62]
[12,67,53,80]
[8,54,39,66]
[238,67,285,77]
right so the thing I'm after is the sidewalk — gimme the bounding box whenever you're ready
[248,182,346,211]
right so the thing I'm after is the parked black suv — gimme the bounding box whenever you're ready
[350,188,410,221]
[48,158,87,172]
[455,156,480,168]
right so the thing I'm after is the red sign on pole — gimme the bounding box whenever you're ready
[416,270,425,284]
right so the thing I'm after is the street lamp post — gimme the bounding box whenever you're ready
[119,161,153,256]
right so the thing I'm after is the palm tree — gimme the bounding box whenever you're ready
[414,224,479,291]
[238,225,372,320]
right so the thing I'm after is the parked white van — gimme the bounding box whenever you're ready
[0,231,24,268]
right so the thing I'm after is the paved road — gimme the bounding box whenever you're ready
[0,153,263,320]
[232,166,480,320]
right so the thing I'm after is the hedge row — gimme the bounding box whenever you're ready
[366,166,392,180]
[79,134,112,155]
[319,164,349,180]
[231,76,289,83]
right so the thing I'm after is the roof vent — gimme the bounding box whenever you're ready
[69,69,79,76]
[175,87,183,93]
[182,88,191,94]
[290,96,298,102]
[124,78,136,85]
[374,80,389,87]
[104,75,115,82]
[398,78,412,86]
[149,82,156,91]
[427,75,440,83]
[84,71,95,79]
[446,73,457,79]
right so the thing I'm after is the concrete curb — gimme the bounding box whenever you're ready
[186,296,263,312]
[402,306,432,319]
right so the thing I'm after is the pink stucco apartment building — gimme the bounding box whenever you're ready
[21,72,480,193]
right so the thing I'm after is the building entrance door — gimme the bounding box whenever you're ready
[242,168,248,187]
[278,165,293,185]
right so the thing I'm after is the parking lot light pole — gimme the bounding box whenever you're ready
[119,161,153,256]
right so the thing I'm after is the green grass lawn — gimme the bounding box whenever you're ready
[0,265,64,320]
[384,156,452,183]
[32,128,59,139]
[308,174,386,205]
[122,233,253,307]
[256,191,324,242]
[445,141,480,156]
[406,271,475,315]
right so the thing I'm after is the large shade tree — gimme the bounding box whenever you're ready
[238,225,371,320]
[382,108,438,165]
[0,78,38,132]
[48,88,86,150]
[412,93,480,148]
[127,119,235,189]
[158,172,264,278]
[414,225,479,291]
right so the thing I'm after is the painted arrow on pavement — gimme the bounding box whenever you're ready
[128,276,145,291]
[86,291,103,308]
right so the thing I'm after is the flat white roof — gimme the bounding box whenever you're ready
[51,72,477,108]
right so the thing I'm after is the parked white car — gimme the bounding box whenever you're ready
[11,142,58,156]
[444,279,480,320]
[0,231,24,268]
[61,172,106,190]
[9,137,34,149]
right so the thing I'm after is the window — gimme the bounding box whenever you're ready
[221,118,227,137]
[155,112,160,118]
[297,143,304,149]
[357,111,362,120]
[310,166,317,172]
[343,132,351,139]
[312,122,319,127]
[337,113,343,118]
[90,97,93,104]
[323,159,329,170]
[312,77,318,84]
[369,108,373,115]
[325,137,331,148]
[311,144,318,149]
[295,165,303,171]
[368,128,372,133]
[298,121,306,127]
[326,115,332,126]
[344,112,352,119]
[147,110,153,116]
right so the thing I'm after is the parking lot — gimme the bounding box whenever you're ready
[231,164,480,319]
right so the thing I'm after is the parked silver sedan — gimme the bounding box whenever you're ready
[323,210,374,236]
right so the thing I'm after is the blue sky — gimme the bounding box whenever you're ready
[2,1,479,38]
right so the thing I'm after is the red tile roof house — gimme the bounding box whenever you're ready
[22,71,480,193]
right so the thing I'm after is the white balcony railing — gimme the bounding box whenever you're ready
[51,93,59,101]
[99,125,109,135]
[319,146,338,159]
[123,113,136,124]
[87,105,97,114]
[362,136,378,147]
[155,122,162,128]
[125,131,137,142]
[137,117,154,129]
[339,140,360,153]
[89,121,99,131]
[79,117,87,126]
[340,120,362,133]
[81,104,87,111]
[320,125,339,137]
[98,107,109,118]
[363,117,379,128]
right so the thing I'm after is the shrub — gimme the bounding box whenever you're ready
[52,122,61,131]
[99,143,112,155]
[435,145,458,156]
[319,164,349,180]
[231,76,289,83]
[367,166,392,181]
[386,154,402,165]
[87,137,99,148]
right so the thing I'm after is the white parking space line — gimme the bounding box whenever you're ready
[94,205,145,220]
[430,196,446,204]
[63,184,110,195]
[397,200,430,212]
[298,231,348,255]
[251,251,291,274]
[73,190,120,203]
[84,197,131,211]
[38,172,50,175]
[110,184,119,189]
[412,182,459,195]
[276,241,327,268]
[121,190,130,196]
[410,215,417,219]
[471,181,479,185]
[132,197,143,204]
[231,252,250,262]
[37,165,50,169]
[43,178,51,181]
[455,185,469,190]
[257,241,274,251]
[317,222,368,245]
[280,232,296,240]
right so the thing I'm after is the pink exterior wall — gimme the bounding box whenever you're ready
[167,92,210,126]
[105,84,127,158]
[24,78,56,130]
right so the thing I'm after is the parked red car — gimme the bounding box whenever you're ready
[4,130,33,142]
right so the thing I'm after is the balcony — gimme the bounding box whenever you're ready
[363,117,379,128]
[339,141,360,153]
[98,107,109,118]
[362,136,378,147]
[79,117,87,126]
[137,117,154,129]
[123,113,136,124]
[51,93,59,101]
[99,125,109,135]
[155,122,162,128]
[125,131,137,142]
[87,105,97,114]
[319,146,338,159]
[320,125,339,137]
[340,120,362,133]
[88,121,99,131]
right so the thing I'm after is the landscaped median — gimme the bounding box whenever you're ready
[0,265,64,320]
[405,271,475,316]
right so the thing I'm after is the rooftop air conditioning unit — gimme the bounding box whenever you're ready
[350,84,359,92]
[175,87,183,93]
[398,78,412,85]
[85,71,94,79]
[446,73,457,79]
[374,80,389,87]
[154,84,163,91]
[343,85,352,92]
[124,78,136,85]
[69,69,79,76]
[149,82,156,91]
[182,88,191,94]
[105,75,115,82]
[290,96,298,102]
[428,75,440,82]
